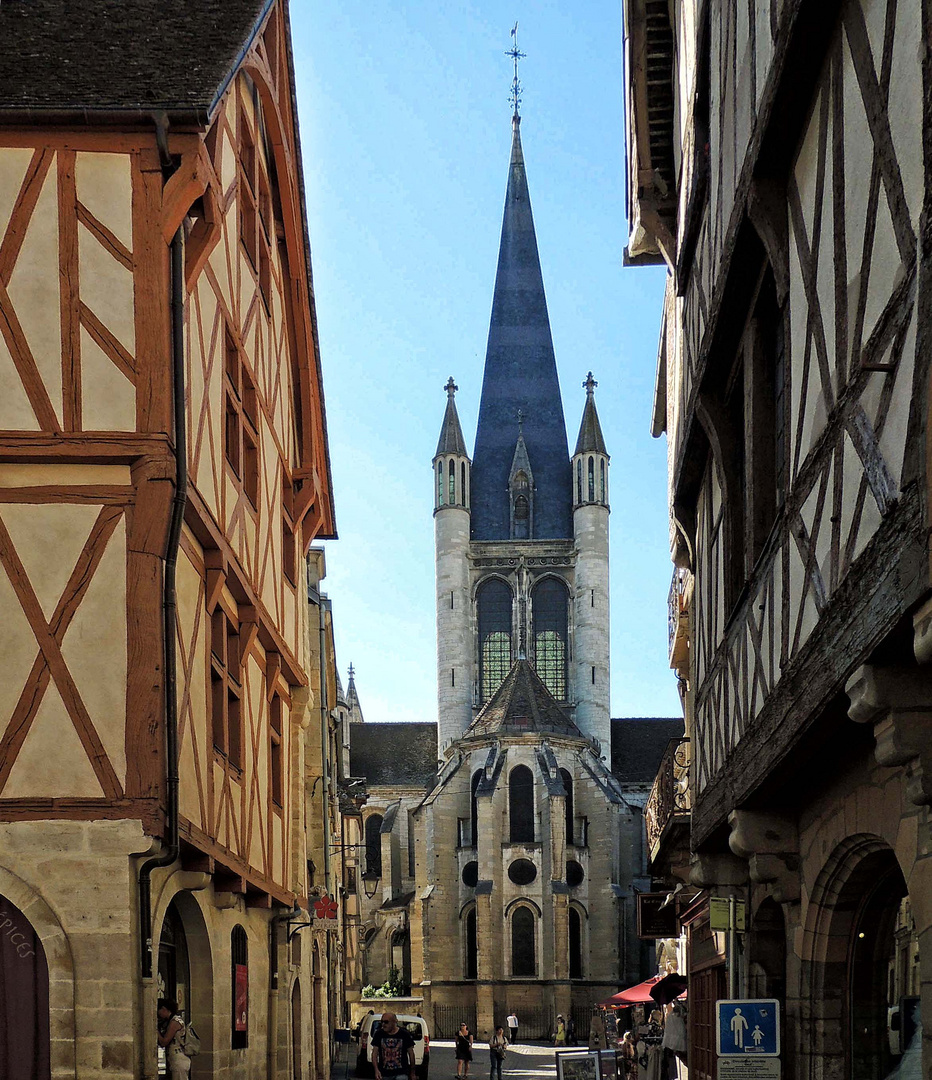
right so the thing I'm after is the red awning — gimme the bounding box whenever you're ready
[598,975,686,1007]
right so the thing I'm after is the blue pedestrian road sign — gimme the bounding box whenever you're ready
[716,999,780,1056]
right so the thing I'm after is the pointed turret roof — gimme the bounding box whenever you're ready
[509,429,533,482]
[346,664,364,724]
[464,659,584,739]
[574,372,608,456]
[435,377,469,457]
[470,118,573,540]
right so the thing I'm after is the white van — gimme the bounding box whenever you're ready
[355,1012,430,1080]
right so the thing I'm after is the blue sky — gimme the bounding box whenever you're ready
[292,0,680,722]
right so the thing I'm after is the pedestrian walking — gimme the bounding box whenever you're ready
[157,998,191,1079]
[506,1012,518,1046]
[489,1025,508,1080]
[455,1021,474,1078]
[371,1011,416,1080]
[553,1015,566,1047]
[566,1015,576,1046]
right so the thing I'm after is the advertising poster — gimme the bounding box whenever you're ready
[234,963,248,1032]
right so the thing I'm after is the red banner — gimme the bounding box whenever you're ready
[234,963,248,1032]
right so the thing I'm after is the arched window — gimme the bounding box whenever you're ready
[511,907,536,977]
[533,579,568,700]
[464,907,478,979]
[588,456,595,502]
[560,768,574,846]
[511,470,531,539]
[600,460,605,503]
[365,814,383,877]
[513,495,529,539]
[231,924,248,1049]
[461,462,467,507]
[576,459,582,505]
[509,765,535,843]
[437,462,444,506]
[449,459,456,504]
[470,770,481,848]
[569,907,583,979]
[478,579,512,702]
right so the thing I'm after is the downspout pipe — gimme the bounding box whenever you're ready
[138,113,187,979]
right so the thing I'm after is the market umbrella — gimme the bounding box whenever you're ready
[597,976,665,1007]
[648,973,688,1005]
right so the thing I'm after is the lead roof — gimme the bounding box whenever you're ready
[470,118,573,540]
[464,659,585,739]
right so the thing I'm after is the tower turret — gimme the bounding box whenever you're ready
[572,372,611,753]
[434,378,473,752]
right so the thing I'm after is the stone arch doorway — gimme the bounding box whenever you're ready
[802,835,915,1079]
[0,891,51,1080]
[155,890,214,1072]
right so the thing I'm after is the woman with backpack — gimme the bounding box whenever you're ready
[488,1025,508,1080]
[157,998,192,1077]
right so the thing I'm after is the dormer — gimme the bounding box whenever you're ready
[509,424,534,539]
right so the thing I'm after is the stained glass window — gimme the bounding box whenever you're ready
[533,578,568,700]
[478,579,512,701]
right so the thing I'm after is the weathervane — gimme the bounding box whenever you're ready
[507,23,525,118]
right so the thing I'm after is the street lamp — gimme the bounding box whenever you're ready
[362,870,381,899]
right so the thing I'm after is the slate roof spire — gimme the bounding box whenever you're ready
[574,372,608,456]
[435,377,469,457]
[346,664,364,724]
[470,116,573,540]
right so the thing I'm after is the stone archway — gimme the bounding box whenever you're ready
[151,880,215,1076]
[0,866,74,1078]
[800,834,912,1080]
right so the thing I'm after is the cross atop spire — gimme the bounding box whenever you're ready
[507,23,525,119]
[445,376,458,398]
[583,371,598,395]
[517,408,524,434]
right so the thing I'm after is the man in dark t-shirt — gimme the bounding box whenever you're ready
[372,1012,416,1080]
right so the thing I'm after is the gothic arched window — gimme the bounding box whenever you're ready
[576,459,582,505]
[509,765,534,843]
[588,456,595,502]
[231,924,248,1048]
[464,906,478,979]
[569,907,583,979]
[449,459,456,504]
[478,579,512,702]
[533,578,568,700]
[514,495,529,539]
[600,460,606,503]
[437,462,443,506]
[560,768,574,846]
[365,814,383,877]
[461,463,467,507]
[511,906,536,977]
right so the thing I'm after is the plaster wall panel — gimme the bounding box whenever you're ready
[75,152,132,250]
[59,514,127,784]
[78,220,135,355]
[79,327,135,430]
[6,165,61,424]
[0,148,35,230]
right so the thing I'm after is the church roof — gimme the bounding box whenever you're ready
[0,0,272,119]
[610,717,684,783]
[435,379,469,458]
[350,723,438,788]
[470,118,573,541]
[465,659,585,739]
[574,375,609,456]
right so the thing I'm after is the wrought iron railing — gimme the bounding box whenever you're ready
[668,567,690,664]
[644,737,691,861]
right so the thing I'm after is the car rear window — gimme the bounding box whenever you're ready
[371,1021,424,1041]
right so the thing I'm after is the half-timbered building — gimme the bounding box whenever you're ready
[624,0,929,1073]
[0,3,337,1077]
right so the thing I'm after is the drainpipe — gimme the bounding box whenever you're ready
[137,112,187,980]
[319,596,332,892]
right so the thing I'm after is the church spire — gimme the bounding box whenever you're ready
[574,372,608,456]
[435,377,468,457]
[470,116,573,540]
